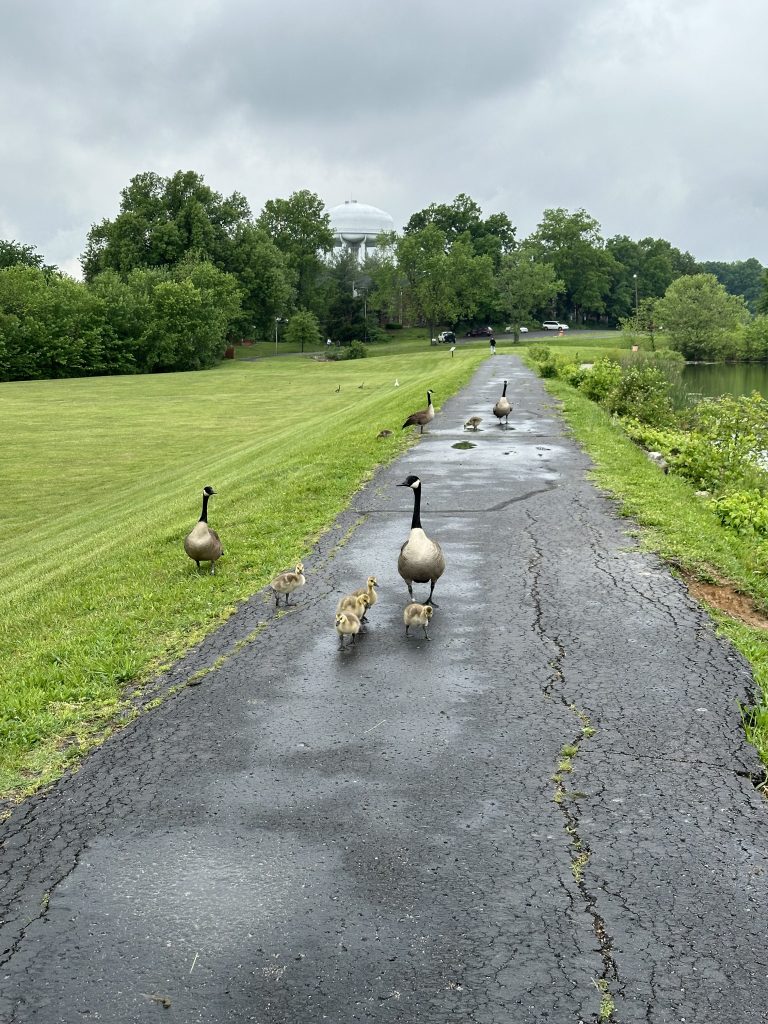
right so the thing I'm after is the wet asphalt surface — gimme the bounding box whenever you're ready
[2,356,767,1023]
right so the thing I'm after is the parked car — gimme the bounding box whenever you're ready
[466,326,493,336]
[504,325,528,333]
[436,331,456,344]
[542,321,569,331]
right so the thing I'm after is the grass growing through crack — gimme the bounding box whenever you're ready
[0,347,485,798]
[535,375,768,769]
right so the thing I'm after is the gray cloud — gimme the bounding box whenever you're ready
[1,0,767,276]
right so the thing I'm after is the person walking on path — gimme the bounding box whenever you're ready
[489,335,496,354]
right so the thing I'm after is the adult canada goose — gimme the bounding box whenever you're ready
[270,563,306,606]
[335,384,341,393]
[397,474,445,606]
[351,577,378,621]
[493,379,511,426]
[336,611,361,650]
[464,416,482,431]
[184,486,223,574]
[403,602,433,640]
[402,390,434,434]
[336,592,370,621]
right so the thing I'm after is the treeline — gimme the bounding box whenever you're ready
[1,173,766,381]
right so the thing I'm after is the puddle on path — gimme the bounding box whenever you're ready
[452,441,476,450]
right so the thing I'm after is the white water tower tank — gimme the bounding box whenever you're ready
[329,200,395,260]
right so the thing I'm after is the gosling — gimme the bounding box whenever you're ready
[350,577,378,621]
[270,563,306,606]
[336,592,371,621]
[336,611,361,650]
[464,416,482,431]
[404,602,433,640]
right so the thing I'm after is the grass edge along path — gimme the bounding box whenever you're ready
[1,350,485,804]
[538,375,768,774]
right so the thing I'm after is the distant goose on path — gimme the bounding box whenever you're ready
[493,379,511,426]
[397,474,445,606]
[402,390,434,434]
[184,486,223,574]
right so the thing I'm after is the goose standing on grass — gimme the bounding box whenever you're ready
[404,602,433,640]
[270,563,306,606]
[184,486,223,574]
[493,379,511,426]
[402,390,434,434]
[397,474,445,606]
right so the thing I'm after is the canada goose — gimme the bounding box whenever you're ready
[336,592,370,621]
[397,474,445,606]
[493,380,511,426]
[336,611,361,650]
[358,382,365,389]
[464,416,482,431]
[270,563,306,606]
[402,390,434,434]
[335,384,341,393]
[351,577,378,621]
[184,486,223,574]
[377,429,393,439]
[404,602,433,640]
[394,378,400,387]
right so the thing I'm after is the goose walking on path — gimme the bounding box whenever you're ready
[404,602,433,640]
[184,486,223,574]
[397,474,445,607]
[402,390,435,434]
[493,379,511,426]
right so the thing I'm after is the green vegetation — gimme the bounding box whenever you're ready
[527,347,768,768]
[0,347,485,800]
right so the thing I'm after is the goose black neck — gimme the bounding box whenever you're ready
[502,381,508,397]
[411,484,422,530]
[426,391,432,406]
[200,492,210,523]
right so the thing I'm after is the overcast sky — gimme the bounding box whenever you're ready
[2,0,766,277]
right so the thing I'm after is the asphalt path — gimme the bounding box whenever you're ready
[1,356,767,1023]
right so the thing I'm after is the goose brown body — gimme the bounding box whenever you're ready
[402,390,435,434]
[397,475,445,606]
[493,380,511,425]
[184,486,223,574]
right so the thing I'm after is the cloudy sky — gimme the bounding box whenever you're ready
[2,0,766,277]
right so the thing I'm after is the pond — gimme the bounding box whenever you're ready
[677,362,768,405]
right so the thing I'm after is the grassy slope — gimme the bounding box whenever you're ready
[1,348,485,797]
[538,375,768,767]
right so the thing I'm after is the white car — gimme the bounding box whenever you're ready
[504,325,528,333]
[542,321,569,331]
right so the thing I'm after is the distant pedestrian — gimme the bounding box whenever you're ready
[489,336,496,354]
[326,338,333,348]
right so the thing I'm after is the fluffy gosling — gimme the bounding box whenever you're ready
[350,577,378,621]
[404,602,434,640]
[336,592,371,621]
[464,416,482,431]
[270,563,306,607]
[336,611,361,649]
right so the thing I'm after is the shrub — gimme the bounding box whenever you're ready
[579,359,622,403]
[559,363,590,387]
[346,340,368,359]
[602,365,674,424]
[528,344,551,362]
[712,490,768,536]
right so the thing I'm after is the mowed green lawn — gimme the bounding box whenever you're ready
[1,348,485,799]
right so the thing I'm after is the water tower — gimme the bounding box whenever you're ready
[329,200,395,262]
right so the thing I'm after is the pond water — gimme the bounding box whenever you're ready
[680,363,768,403]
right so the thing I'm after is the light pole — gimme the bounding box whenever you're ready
[274,316,282,355]
[632,273,639,316]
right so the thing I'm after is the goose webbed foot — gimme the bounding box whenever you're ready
[423,628,431,640]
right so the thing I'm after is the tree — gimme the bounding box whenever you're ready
[655,273,750,360]
[497,243,565,340]
[225,225,294,339]
[81,170,252,280]
[404,193,515,268]
[699,258,765,313]
[531,208,617,322]
[257,190,335,310]
[284,309,322,352]
[0,239,56,272]
[758,269,768,316]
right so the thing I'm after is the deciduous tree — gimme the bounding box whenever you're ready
[655,273,750,360]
